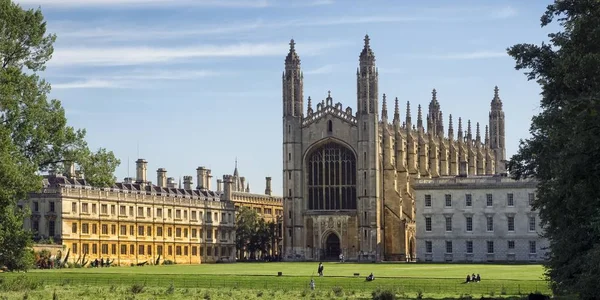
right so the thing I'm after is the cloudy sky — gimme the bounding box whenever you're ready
[15,0,555,195]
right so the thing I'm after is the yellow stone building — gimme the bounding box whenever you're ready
[22,159,283,265]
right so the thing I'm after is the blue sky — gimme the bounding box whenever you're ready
[15,0,555,196]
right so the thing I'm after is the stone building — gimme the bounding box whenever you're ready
[413,176,548,262]
[22,158,282,265]
[282,35,504,262]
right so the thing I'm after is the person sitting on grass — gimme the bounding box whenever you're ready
[465,274,471,283]
[309,279,315,290]
[366,273,375,281]
[476,274,481,282]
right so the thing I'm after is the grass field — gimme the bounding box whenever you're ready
[0,262,551,299]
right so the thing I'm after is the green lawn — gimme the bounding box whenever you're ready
[1,262,550,299]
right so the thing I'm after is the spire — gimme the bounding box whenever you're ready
[485,125,490,144]
[233,158,239,177]
[393,97,400,123]
[458,117,463,139]
[476,122,481,142]
[285,39,300,65]
[467,120,472,139]
[491,85,503,110]
[417,104,423,129]
[448,114,454,137]
[406,101,412,126]
[359,34,375,63]
[307,96,313,113]
[178,177,182,189]
[381,94,388,120]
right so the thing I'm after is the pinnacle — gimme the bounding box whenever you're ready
[289,39,295,51]
[364,34,370,47]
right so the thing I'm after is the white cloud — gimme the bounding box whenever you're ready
[49,41,344,67]
[15,0,270,8]
[52,79,123,89]
[492,6,518,19]
[428,51,507,60]
[305,64,335,75]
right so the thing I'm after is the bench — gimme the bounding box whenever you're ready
[277,272,283,276]
[353,273,360,277]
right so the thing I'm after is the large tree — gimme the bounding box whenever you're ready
[0,0,120,271]
[507,0,600,298]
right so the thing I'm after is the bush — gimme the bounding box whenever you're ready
[332,286,343,297]
[372,288,395,300]
[165,283,175,295]
[129,283,144,294]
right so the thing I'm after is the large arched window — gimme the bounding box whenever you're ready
[307,143,357,210]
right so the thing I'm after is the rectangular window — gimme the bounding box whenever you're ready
[111,225,116,235]
[147,245,152,255]
[111,244,116,255]
[92,224,97,234]
[184,246,188,256]
[176,210,181,219]
[445,194,452,207]
[192,228,197,238]
[191,211,197,220]
[72,202,77,213]
[486,241,494,254]
[507,193,514,207]
[111,205,116,215]
[425,217,432,232]
[184,210,188,219]
[176,246,182,255]
[101,244,108,255]
[507,216,515,232]
[157,227,163,236]
[82,223,89,234]
[82,203,88,213]
[48,221,55,236]
[147,226,152,236]
[157,246,163,255]
[207,229,213,239]
[445,217,452,232]
[168,209,172,218]
[121,245,127,255]
[192,246,197,256]
[130,245,134,255]
[138,207,144,217]
[120,225,127,235]
[529,216,536,231]
[168,246,173,256]
[129,206,134,216]
[101,204,108,214]
[92,244,97,254]
[486,194,493,206]
[34,201,39,212]
[486,216,494,232]
[508,240,515,249]
[139,245,145,255]
[138,226,144,236]
[120,205,126,215]
[445,241,453,254]
[101,224,108,235]
[466,241,473,254]
[72,223,77,233]
[465,194,472,207]
[130,225,134,236]
[92,204,96,214]
[147,207,151,217]
[222,213,226,223]
[466,217,473,232]
[184,228,188,238]
[528,193,535,206]
[529,241,537,254]
[157,208,163,218]
[50,202,55,212]
[425,241,432,253]
[176,228,182,237]
[424,195,432,207]
[82,244,89,254]
[73,243,78,254]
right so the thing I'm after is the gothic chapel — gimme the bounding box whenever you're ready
[282,35,506,262]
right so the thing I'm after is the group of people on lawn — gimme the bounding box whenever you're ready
[465,273,481,283]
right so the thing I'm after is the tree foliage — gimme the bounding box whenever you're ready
[506,1,600,298]
[235,207,278,260]
[0,0,120,271]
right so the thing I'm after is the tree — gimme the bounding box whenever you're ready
[234,207,278,260]
[506,1,600,298]
[0,0,120,271]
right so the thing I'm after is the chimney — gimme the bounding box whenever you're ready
[217,179,223,192]
[124,177,134,184]
[167,177,175,188]
[459,161,468,177]
[135,159,148,183]
[157,168,167,188]
[223,175,233,201]
[183,176,193,190]
[64,161,76,179]
[265,177,272,196]
[196,167,205,190]
[206,169,212,190]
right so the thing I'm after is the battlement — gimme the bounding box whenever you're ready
[302,92,356,127]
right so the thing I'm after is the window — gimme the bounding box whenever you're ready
[157,246,163,255]
[176,246,182,255]
[32,220,39,232]
[130,225,134,236]
[73,243,78,254]
[101,204,108,214]
[147,207,151,217]
[465,194,472,207]
[147,245,152,255]
[111,244,116,255]
[445,194,452,207]
[83,244,89,254]
[445,216,452,232]
[222,213,226,223]
[424,195,431,207]
[49,221,55,236]
[176,228,181,237]
[120,205,126,215]
[214,212,218,222]
[184,228,188,238]
[507,193,514,206]
[168,246,173,255]
[82,223,89,234]
[466,217,473,232]
[147,226,152,236]
[92,204,96,214]
[101,244,108,255]
[82,203,88,213]
[101,224,108,235]
[34,201,39,212]
[528,193,535,206]
[327,120,333,132]
[445,241,453,254]
[486,216,494,232]
[130,245,134,255]
[176,210,181,219]
[157,227,163,236]
[121,245,127,255]
[507,216,515,232]
[129,206,134,216]
[529,216,536,231]
[138,226,144,236]
[466,241,473,254]
[425,217,432,232]
[50,202,55,212]
[120,225,126,235]
[191,211,196,220]
[111,205,116,215]
[508,240,515,250]
[307,143,357,210]
[486,241,494,254]
[207,247,212,256]
[192,246,197,256]
[529,241,537,254]
[92,224,97,234]
[192,229,197,238]
[139,245,145,255]
[157,208,163,218]
[184,246,188,256]
[138,207,144,217]
[486,194,493,206]
[111,225,116,235]
[72,202,77,213]
[207,229,213,239]
[92,244,97,254]
[425,241,432,253]
[72,223,77,233]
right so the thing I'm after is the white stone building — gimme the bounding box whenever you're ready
[414,175,548,262]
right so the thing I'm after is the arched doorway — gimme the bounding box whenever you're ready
[324,232,340,259]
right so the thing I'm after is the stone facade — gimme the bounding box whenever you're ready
[414,176,548,262]
[21,159,283,266]
[282,35,506,262]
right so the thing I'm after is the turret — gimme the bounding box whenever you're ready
[265,177,272,195]
[427,88,443,136]
[417,104,423,130]
[283,39,303,117]
[381,94,388,122]
[406,101,412,128]
[222,175,233,201]
[489,86,506,174]
[393,97,400,126]
[357,34,378,115]
[448,114,454,139]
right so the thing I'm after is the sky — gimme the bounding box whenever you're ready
[15,0,557,196]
